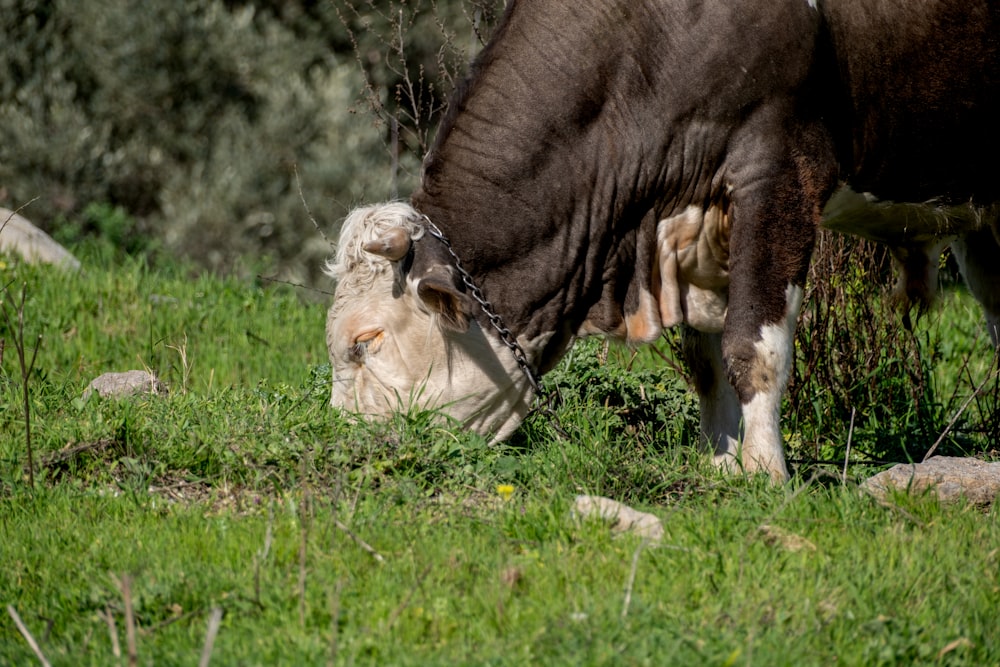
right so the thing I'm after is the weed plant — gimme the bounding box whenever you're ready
[790,231,1000,466]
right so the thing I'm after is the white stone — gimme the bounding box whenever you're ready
[0,208,80,270]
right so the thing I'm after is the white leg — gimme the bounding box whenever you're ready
[735,284,802,482]
[952,227,1000,348]
[681,328,742,465]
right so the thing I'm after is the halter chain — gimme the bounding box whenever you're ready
[420,216,566,435]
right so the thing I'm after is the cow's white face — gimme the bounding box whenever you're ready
[325,203,535,441]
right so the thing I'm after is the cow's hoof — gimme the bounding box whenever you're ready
[713,451,790,484]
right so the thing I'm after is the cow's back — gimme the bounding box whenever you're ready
[823,0,1000,202]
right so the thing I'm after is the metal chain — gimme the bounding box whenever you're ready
[420,216,567,435]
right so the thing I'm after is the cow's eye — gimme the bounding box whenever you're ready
[349,330,384,362]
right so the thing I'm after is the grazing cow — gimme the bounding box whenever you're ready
[325,0,1000,482]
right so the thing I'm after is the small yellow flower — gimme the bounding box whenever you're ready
[496,484,515,501]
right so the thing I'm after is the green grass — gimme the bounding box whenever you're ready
[4,480,998,665]
[1,242,999,665]
[0,250,327,393]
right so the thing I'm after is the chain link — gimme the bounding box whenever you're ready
[421,216,567,436]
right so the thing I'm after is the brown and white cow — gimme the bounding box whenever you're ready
[326,0,1000,482]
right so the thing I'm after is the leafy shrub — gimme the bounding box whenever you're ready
[0,0,500,283]
[544,338,699,450]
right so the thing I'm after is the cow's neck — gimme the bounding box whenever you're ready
[409,1,709,373]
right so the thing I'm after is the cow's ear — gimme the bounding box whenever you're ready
[363,227,412,261]
[416,269,474,332]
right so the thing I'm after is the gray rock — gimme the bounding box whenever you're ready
[757,524,817,552]
[0,207,81,270]
[572,495,664,541]
[84,371,168,400]
[862,456,1000,505]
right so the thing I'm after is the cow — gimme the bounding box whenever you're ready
[325,0,1000,483]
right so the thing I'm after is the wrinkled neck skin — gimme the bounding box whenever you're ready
[410,0,820,376]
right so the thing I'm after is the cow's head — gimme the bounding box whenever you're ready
[324,202,535,440]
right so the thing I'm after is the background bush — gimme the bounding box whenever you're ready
[0,0,502,283]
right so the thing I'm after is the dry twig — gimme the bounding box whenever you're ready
[621,540,650,620]
[99,606,121,661]
[334,519,385,563]
[111,573,138,667]
[1,283,42,489]
[843,407,856,484]
[198,607,224,667]
[7,605,51,667]
[924,359,999,462]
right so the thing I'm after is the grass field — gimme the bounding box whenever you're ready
[1,241,998,666]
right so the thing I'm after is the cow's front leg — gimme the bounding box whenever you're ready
[721,158,829,482]
[721,281,803,482]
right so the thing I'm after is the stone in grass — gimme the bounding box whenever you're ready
[572,495,664,541]
[84,371,168,400]
[862,456,1000,506]
[757,524,816,553]
[0,207,81,270]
